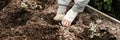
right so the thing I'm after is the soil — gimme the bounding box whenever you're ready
[0,0,120,40]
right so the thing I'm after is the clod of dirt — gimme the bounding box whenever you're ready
[81,13,92,26]
[96,19,103,24]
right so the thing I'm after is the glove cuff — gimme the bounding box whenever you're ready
[57,5,67,14]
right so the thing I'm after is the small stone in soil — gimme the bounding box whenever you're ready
[96,19,103,24]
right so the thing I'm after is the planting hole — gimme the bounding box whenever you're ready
[9,9,31,26]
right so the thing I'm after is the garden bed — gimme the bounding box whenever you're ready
[0,0,120,40]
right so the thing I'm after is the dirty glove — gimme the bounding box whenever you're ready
[61,0,90,26]
[62,9,78,26]
[54,6,67,21]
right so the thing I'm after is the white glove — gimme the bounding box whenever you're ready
[63,9,78,22]
[54,6,67,21]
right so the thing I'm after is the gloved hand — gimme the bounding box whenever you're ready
[54,6,67,21]
[55,0,90,26]
[62,9,78,26]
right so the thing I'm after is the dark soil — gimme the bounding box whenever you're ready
[0,0,10,10]
[0,0,120,40]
